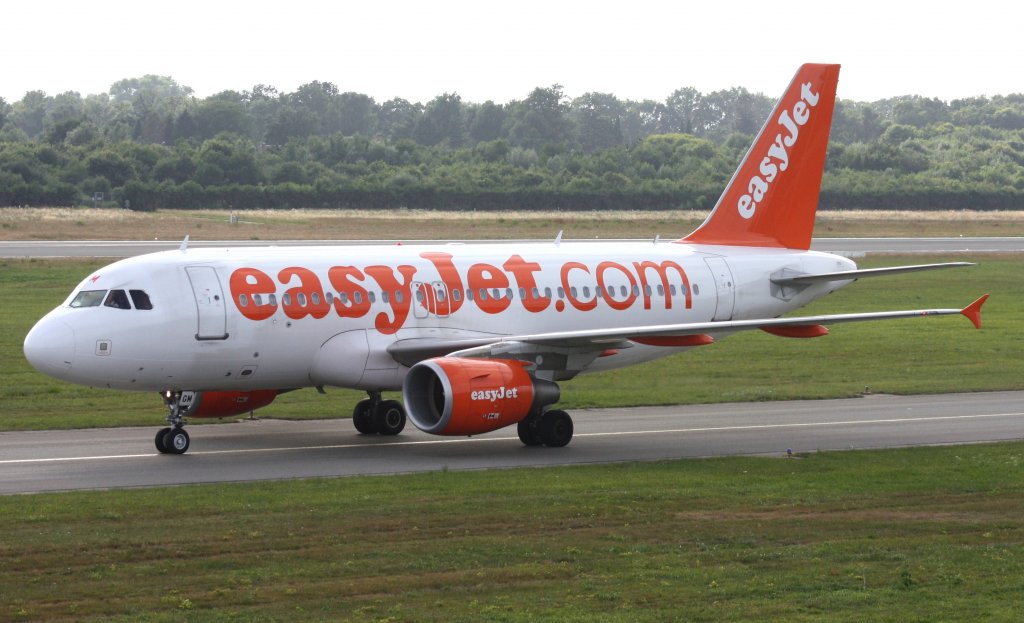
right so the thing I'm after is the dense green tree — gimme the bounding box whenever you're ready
[378,98,420,141]
[468,101,506,143]
[571,92,625,153]
[506,85,574,151]
[414,93,465,147]
[10,91,49,139]
[192,98,252,140]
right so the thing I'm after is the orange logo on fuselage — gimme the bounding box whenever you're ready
[229,252,693,334]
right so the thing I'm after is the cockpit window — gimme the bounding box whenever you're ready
[130,290,153,310]
[70,290,107,308]
[103,289,131,309]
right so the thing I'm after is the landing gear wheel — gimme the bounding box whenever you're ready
[164,427,191,454]
[373,400,406,436]
[155,427,173,453]
[352,399,376,434]
[540,410,573,447]
[517,415,543,446]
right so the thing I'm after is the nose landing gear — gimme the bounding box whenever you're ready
[156,391,193,454]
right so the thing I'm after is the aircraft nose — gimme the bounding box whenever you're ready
[23,317,76,378]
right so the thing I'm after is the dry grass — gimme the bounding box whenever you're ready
[2,207,1023,241]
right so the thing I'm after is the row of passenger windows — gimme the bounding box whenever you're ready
[238,282,698,309]
[70,289,153,310]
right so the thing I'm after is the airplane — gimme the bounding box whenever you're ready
[23,63,988,455]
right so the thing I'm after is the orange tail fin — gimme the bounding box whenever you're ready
[682,63,840,249]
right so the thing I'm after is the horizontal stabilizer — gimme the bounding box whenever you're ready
[961,294,989,329]
[771,262,975,286]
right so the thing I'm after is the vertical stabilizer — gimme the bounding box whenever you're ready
[682,64,840,249]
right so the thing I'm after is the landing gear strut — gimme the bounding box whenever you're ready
[156,391,192,454]
[517,409,574,447]
[352,391,406,436]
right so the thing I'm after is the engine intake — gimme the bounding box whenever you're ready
[403,358,559,436]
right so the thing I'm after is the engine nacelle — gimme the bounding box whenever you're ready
[403,358,560,436]
[176,390,278,418]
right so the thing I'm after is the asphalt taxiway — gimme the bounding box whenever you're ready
[2,391,1021,494]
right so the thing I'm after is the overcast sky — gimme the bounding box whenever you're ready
[4,0,1023,105]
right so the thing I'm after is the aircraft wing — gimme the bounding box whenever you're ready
[388,295,989,373]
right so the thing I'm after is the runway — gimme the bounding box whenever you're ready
[2,391,1021,494]
[1,237,1023,258]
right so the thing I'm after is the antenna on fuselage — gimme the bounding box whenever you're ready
[554,230,563,247]
[179,235,190,253]
[654,234,660,245]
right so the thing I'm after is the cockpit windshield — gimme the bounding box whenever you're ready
[69,290,107,308]
[68,288,153,310]
[104,290,131,309]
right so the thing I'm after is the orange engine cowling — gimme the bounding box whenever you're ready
[181,390,278,418]
[403,358,560,436]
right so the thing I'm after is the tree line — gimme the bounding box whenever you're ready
[0,75,1022,211]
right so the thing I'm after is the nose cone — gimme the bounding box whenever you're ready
[24,317,76,379]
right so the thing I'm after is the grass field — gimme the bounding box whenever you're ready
[2,253,1021,431]
[3,443,1023,621]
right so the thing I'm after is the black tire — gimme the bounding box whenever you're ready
[164,428,190,454]
[352,399,376,434]
[540,410,573,448]
[155,427,172,453]
[517,416,543,446]
[373,400,406,436]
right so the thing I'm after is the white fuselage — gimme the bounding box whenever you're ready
[24,240,855,392]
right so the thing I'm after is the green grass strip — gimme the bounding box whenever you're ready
[2,443,1023,621]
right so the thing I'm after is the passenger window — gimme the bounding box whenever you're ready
[129,290,153,310]
[368,291,376,303]
[381,291,390,304]
[104,289,131,309]
[70,290,106,308]
[238,294,249,307]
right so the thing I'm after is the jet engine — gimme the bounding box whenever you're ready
[173,390,278,418]
[403,358,560,436]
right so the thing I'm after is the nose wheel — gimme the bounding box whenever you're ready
[156,391,193,454]
[155,426,190,454]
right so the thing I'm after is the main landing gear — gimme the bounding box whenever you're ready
[516,409,574,448]
[156,391,191,454]
[352,391,407,436]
